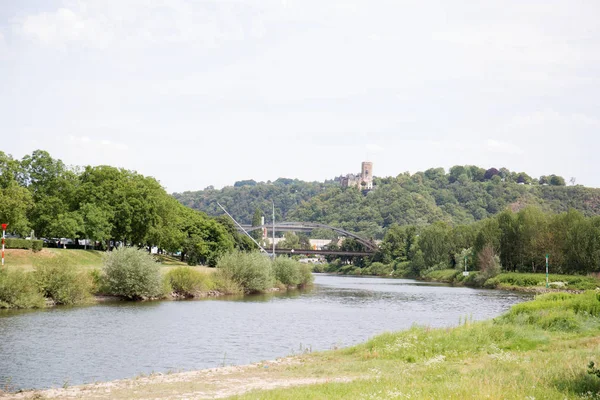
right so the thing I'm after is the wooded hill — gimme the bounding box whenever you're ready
[174,167,600,239]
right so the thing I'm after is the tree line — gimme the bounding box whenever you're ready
[356,206,600,276]
[0,150,254,265]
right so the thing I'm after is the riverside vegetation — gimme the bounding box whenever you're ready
[314,206,600,293]
[0,248,313,309]
[7,290,600,399]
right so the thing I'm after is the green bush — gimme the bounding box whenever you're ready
[423,269,459,282]
[164,267,214,297]
[312,263,326,273]
[365,262,392,276]
[273,257,301,286]
[0,268,46,309]
[34,258,93,305]
[339,264,357,275]
[393,261,411,278]
[103,247,164,300]
[31,240,43,252]
[325,260,342,273]
[298,263,314,287]
[216,251,274,293]
[4,238,42,251]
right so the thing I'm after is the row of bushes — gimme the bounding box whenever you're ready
[0,248,315,308]
[314,261,397,277]
[4,238,43,252]
[216,251,313,294]
[0,259,94,309]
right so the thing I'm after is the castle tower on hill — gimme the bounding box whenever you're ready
[361,162,373,190]
[340,161,373,190]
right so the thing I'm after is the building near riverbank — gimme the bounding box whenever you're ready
[340,161,373,190]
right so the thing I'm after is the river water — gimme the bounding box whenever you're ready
[0,274,531,390]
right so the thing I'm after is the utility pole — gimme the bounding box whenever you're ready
[272,201,276,258]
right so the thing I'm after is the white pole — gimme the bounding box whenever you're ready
[2,226,5,267]
[272,201,276,258]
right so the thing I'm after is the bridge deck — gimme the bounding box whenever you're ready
[269,248,374,256]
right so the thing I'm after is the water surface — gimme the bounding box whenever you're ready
[0,274,531,390]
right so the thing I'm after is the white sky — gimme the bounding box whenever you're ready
[1,1,599,192]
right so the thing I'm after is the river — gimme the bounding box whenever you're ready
[0,274,531,391]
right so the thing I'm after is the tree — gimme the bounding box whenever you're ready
[484,168,500,180]
[277,232,301,249]
[80,203,113,249]
[418,222,452,268]
[0,185,32,236]
[549,175,566,186]
[380,224,416,263]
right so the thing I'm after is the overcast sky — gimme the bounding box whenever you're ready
[1,1,599,192]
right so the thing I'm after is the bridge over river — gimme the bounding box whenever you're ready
[239,221,378,256]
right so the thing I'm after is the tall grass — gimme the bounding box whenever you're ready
[164,267,214,297]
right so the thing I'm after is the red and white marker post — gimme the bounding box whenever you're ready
[1,223,7,267]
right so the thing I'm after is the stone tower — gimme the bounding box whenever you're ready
[361,162,373,190]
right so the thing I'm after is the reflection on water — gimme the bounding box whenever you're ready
[0,274,531,390]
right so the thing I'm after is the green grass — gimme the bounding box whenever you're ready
[3,248,104,271]
[491,272,600,290]
[4,248,193,274]
[420,269,600,291]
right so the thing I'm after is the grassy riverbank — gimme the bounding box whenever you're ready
[317,262,600,293]
[1,249,189,272]
[421,269,600,292]
[4,291,600,399]
[0,249,312,309]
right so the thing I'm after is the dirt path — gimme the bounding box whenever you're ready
[1,358,352,400]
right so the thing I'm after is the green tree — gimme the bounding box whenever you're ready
[418,222,452,268]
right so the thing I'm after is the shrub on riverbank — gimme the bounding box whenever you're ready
[164,267,214,297]
[34,258,94,305]
[363,262,393,276]
[272,257,301,286]
[0,268,46,309]
[216,251,274,294]
[103,247,164,300]
[272,257,314,287]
